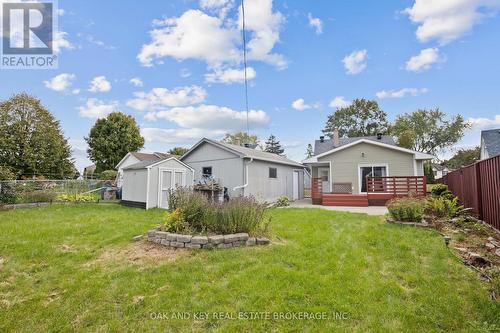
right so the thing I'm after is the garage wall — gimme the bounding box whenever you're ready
[122,169,148,203]
[181,142,244,198]
[245,159,304,202]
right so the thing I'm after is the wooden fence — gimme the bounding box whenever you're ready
[442,154,500,231]
[366,176,426,199]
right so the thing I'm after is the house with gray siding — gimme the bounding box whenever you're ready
[303,133,434,206]
[480,128,500,160]
[181,138,305,202]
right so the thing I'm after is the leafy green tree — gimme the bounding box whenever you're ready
[222,132,259,146]
[85,112,144,172]
[323,98,389,138]
[391,108,469,155]
[424,162,436,184]
[0,166,15,180]
[264,134,285,155]
[0,93,76,179]
[444,147,480,169]
[305,144,314,158]
[98,169,118,180]
[167,147,189,156]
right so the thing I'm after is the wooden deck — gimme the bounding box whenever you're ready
[311,176,426,207]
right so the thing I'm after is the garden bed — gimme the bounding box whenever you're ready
[147,229,270,249]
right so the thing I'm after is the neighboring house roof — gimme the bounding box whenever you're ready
[314,135,396,155]
[431,163,447,171]
[116,152,177,169]
[303,138,435,163]
[123,157,194,171]
[83,164,96,173]
[481,128,500,158]
[182,138,304,168]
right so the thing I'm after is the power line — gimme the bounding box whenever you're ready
[241,0,250,138]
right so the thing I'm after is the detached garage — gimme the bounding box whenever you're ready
[121,157,194,209]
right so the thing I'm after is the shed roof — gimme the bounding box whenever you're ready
[123,157,192,171]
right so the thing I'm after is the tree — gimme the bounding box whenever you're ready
[264,134,285,155]
[444,147,480,169]
[167,147,189,156]
[222,132,259,146]
[0,93,76,179]
[85,112,144,172]
[391,108,469,155]
[305,144,314,158]
[424,162,435,184]
[323,98,389,138]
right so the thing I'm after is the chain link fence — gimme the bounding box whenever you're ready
[0,179,108,205]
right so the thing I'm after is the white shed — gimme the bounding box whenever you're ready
[121,157,194,209]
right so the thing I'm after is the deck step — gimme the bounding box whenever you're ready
[321,194,369,207]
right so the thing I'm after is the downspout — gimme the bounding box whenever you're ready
[233,158,253,194]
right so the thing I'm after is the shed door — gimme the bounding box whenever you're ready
[292,171,299,200]
[159,169,186,209]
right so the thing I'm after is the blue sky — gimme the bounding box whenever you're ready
[1,0,500,171]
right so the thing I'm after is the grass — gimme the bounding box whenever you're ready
[0,204,498,332]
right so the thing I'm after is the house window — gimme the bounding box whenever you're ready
[359,165,387,192]
[202,167,212,178]
[269,167,277,179]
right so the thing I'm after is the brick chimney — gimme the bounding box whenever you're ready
[333,129,340,146]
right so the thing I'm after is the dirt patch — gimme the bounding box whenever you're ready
[58,244,75,253]
[84,241,191,268]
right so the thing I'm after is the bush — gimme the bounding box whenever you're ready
[163,188,270,235]
[21,190,57,203]
[56,193,99,203]
[431,184,448,197]
[0,166,15,181]
[98,170,118,180]
[0,182,22,204]
[387,197,425,222]
[426,196,461,218]
[274,196,290,207]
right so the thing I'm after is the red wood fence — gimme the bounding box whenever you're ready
[366,176,426,199]
[442,154,500,231]
[311,178,323,205]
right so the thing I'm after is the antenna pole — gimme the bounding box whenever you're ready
[241,0,250,137]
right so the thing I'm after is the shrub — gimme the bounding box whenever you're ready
[431,184,448,197]
[0,166,15,181]
[274,196,290,207]
[163,188,270,235]
[98,170,118,180]
[387,197,425,222]
[56,193,99,203]
[21,190,57,203]
[426,196,461,218]
[0,182,21,204]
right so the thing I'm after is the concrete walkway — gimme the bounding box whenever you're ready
[288,198,388,216]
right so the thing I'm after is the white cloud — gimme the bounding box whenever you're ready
[147,104,269,130]
[329,96,350,109]
[200,0,234,18]
[205,67,256,84]
[405,47,441,72]
[468,114,500,130]
[308,13,323,34]
[57,8,65,16]
[85,35,116,50]
[142,127,226,144]
[291,98,320,111]
[88,76,112,92]
[43,73,75,91]
[72,89,80,95]
[127,86,207,111]
[78,99,118,118]
[129,77,144,87]
[404,0,500,45]
[138,0,286,69]
[180,68,192,78]
[342,49,367,75]
[376,87,428,99]
[53,31,74,54]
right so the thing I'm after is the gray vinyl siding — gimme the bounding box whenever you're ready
[148,159,194,208]
[117,155,140,188]
[181,142,244,198]
[415,160,424,176]
[245,159,304,202]
[122,169,148,203]
[317,142,415,194]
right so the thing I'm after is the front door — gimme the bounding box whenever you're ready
[159,169,185,209]
[318,167,330,193]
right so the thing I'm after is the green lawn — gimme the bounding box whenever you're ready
[0,204,498,332]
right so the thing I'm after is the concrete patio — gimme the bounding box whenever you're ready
[288,198,388,216]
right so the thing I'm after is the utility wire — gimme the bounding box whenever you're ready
[241,0,250,139]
